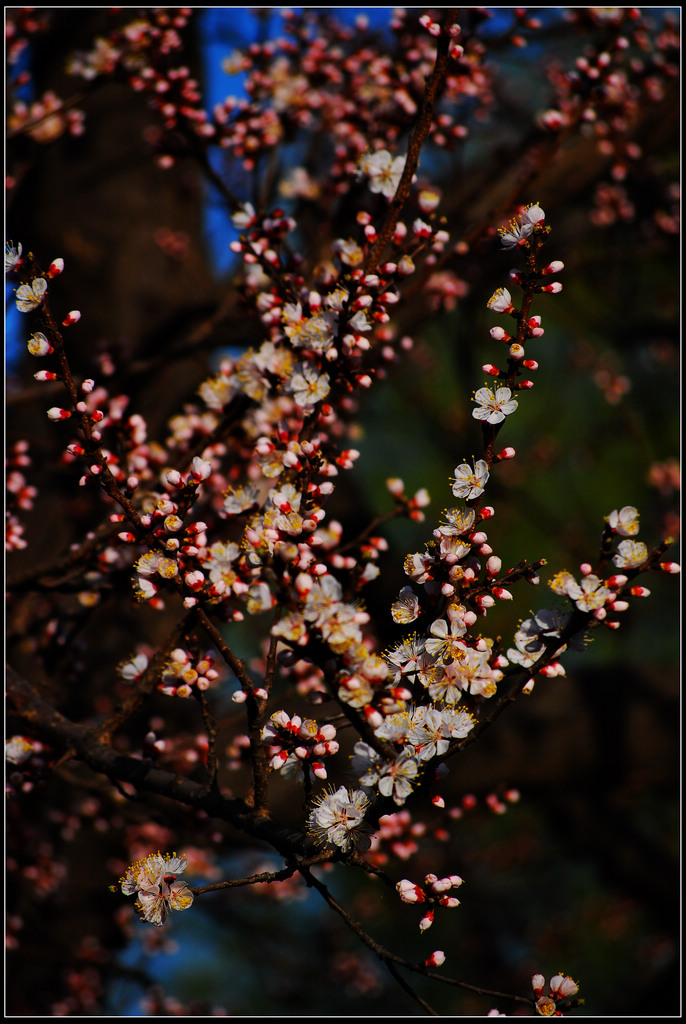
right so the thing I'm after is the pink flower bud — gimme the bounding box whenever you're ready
[184,571,205,591]
[522,359,539,370]
[424,950,446,967]
[48,258,65,278]
[62,310,81,326]
[47,407,71,421]
[630,585,651,597]
[397,879,426,904]
[493,587,513,600]
[438,895,460,908]
[34,370,58,381]
[191,456,212,481]
[486,555,502,577]
[496,447,516,461]
[419,908,435,931]
[482,363,501,376]
[660,562,680,574]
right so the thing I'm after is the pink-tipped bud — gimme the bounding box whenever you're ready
[522,359,539,370]
[363,705,383,730]
[489,326,511,342]
[540,281,563,294]
[396,879,426,904]
[184,570,205,591]
[419,908,435,931]
[495,446,516,461]
[486,555,502,577]
[34,370,58,381]
[117,531,137,543]
[660,561,680,574]
[606,574,628,588]
[542,260,564,275]
[438,895,461,908]
[191,456,212,482]
[424,950,446,967]
[432,794,445,808]
[517,379,534,389]
[47,407,71,421]
[493,587,513,600]
[482,363,501,376]
[62,310,81,326]
[630,585,651,597]
[48,258,65,278]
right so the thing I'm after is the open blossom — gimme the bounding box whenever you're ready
[549,570,612,612]
[391,586,420,624]
[452,460,489,500]
[15,277,48,312]
[613,539,648,569]
[487,286,515,314]
[532,973,579,1016]
[472,386,518,425]
[307,785,373,852]
[607,505,640,536]
[359,149,406,198]
[5,241,22,273]
[286,364,330,407]
[378,749,421,805]
[120,852,193,927]
[498,204,545,248]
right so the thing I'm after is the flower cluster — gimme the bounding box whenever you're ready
[119,852,193,927]
[261,711,338,780]
[396,872,464,931]
[5,6,679,1015]
[531,973,580,1016]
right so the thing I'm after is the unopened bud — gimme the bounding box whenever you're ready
[62,310,81,326]
[47,407,71,421]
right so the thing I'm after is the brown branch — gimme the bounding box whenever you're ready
[6,663,313,859]
[364,9,459,276]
